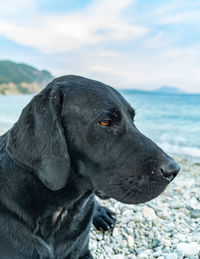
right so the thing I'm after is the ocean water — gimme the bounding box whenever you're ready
[0,92,200,159]
[121,90,200,160]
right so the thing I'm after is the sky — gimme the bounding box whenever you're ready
[0,0,200,93]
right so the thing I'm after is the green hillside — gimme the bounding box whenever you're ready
[0,60,54,95]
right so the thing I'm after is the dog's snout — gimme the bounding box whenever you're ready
[160,160,180,181]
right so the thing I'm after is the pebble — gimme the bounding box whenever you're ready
[164,253,178,259]
[174,233,186,242]
[153,250,162,257]
[190,209,200,218]
[152,239,160,248]
[161,210,169,219]
[176,242,200,256]
[111,255,125,259]
[170,202,182,209]
[142,206,157,220]
[127,236,134,247]
[137,252,149,259]
[176,250,184,259]
[104,246,114,254]
[112,227,120,237]
[136,248,144,255]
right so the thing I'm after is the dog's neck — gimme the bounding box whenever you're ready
[34,171,94,222]
[1,145,94,229]
[51,189,92,223]
[35,188,94,240]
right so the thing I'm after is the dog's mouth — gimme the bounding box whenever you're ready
[94,162,179,204]
[94,172,170,204]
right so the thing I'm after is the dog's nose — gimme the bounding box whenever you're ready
[160,160,180,181]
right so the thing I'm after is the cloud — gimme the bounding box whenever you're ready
[0,0,148,54]
[0,0,36,19]
[45,42,200,93]
[153,0,200,25]
[0,0,200,93]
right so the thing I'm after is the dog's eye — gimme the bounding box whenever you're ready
[99,120,112,126]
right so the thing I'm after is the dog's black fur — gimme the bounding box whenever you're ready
[0,75,180,258]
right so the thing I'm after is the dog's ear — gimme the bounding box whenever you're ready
[6,83,70,191]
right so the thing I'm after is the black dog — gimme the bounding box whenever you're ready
[0,75,180,258]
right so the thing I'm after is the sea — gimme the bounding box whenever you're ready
[0,91,200,160]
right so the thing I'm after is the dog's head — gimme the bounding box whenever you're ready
[6,75,180,204]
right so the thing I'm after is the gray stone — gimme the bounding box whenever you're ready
[153,250,162,257]
[170,202,182,209]
[136,248,144,255]
[164,253,178,259]
[152,239,161,248]
[190,209,200,218]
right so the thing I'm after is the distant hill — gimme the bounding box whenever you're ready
[154,86,185,94]
[0,60,54,95]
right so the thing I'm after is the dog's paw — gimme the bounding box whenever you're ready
[93,206,116,231]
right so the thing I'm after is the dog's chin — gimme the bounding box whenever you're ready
[117,188,166,205]
[110,190,166,205]
[97,179,168,205]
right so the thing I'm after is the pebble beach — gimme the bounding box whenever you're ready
[90,156,200,259]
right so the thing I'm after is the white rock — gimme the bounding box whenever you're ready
[127,221,135,228]
[112,227,119,237]
[122,209,132,217]
[164,253,178,259]
[137,252,149,259]
[96,233,103,240]
[89,242,97,250]
[162,209,169,219]
[127,235,134,247]
[175,233,186,242]
[161,238,171,247]
[111,255,125,259]
[176,242,200,256]
[120,216,130,224]
[145,249,152,255]
[142,206,157,220]
[104,246,113,254]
